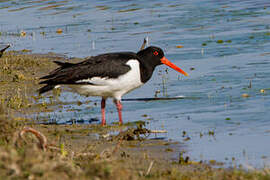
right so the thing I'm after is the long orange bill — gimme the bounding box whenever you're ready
[160,57,189,76]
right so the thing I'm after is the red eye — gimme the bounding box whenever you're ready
[153,51,159,56]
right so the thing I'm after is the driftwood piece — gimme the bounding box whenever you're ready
[149,130,167,133]
[145,161,154,176]
[19,127,48,150]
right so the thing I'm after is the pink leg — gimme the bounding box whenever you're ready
[114,99,123,125]
[101,98,106,126]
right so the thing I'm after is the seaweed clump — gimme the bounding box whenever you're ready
[115,124,150,141]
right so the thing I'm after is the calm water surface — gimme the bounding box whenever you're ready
[1,0,270,167]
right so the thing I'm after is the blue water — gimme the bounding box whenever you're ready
[2,0,270,167]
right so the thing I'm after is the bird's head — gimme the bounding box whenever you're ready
[137,46,189,76]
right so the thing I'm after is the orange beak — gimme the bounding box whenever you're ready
[160,57,189,76]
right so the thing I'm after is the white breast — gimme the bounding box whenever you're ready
[68,60,143,100]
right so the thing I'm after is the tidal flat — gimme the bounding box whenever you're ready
[0,51,269,179]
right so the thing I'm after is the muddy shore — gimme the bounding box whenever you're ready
[0,50,269,179]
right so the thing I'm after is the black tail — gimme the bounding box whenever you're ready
[38,85,55,94]
[40,61,74,79]
[38,60,74,94]
[53,61,74,68]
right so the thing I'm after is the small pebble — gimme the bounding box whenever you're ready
[20,31,26,37]
[242,93,249,98]
[56,28,63,34]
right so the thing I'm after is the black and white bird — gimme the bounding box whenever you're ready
[0,45,10,58]
[38,46,188,126]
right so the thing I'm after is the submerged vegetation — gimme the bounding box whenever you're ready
[0,51,269,179]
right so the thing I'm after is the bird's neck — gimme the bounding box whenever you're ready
[137,58,157,83]
[137,51,160,83]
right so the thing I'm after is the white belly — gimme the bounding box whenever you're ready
[68,60,143,100]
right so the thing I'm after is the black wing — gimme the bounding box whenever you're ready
[38,52,138,94]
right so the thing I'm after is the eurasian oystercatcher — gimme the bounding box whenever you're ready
[0,45,10,58]
[38,46,188,125]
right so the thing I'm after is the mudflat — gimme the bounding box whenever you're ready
[0,51,269,179]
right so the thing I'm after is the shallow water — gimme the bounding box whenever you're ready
[2,0,270,167]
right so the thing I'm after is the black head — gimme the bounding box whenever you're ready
[137,46,189,77]
[137,46,165,67]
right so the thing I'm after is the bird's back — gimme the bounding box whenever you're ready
[38,52,139,94]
